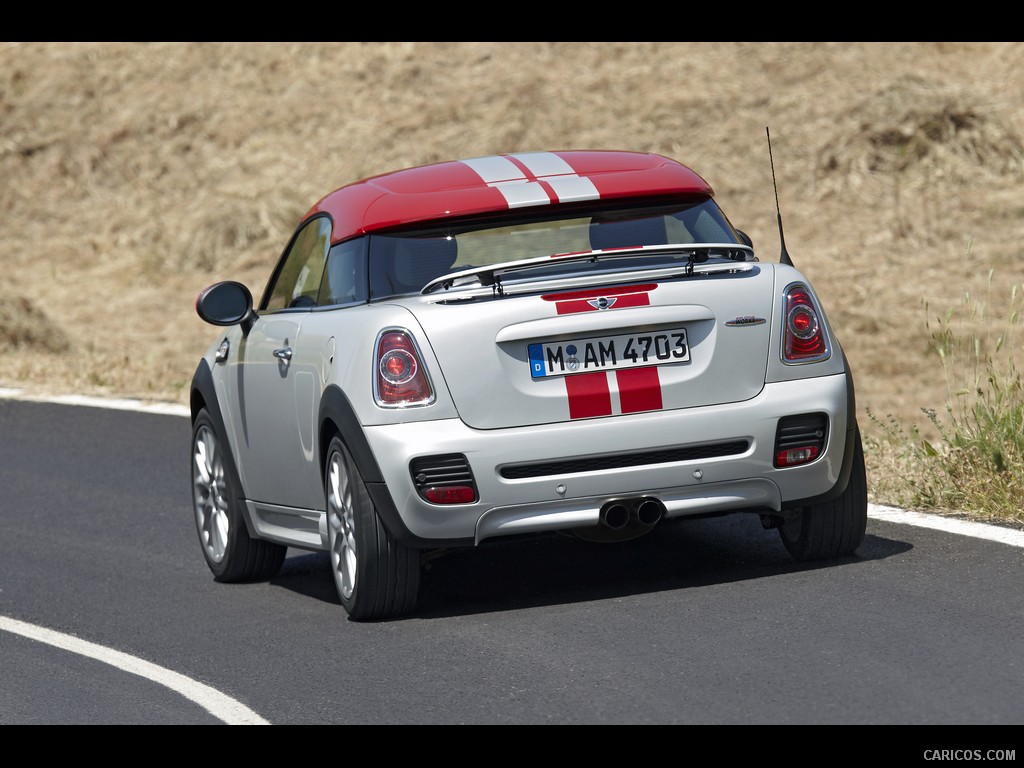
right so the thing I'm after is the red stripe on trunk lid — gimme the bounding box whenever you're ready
[554,292,651,315]
[616,367,663,413]
[565,372,612,419]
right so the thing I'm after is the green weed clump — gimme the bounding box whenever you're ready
[867,268,1024,527]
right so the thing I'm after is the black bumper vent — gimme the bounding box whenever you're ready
[499,440,750,480]
[410,454,475,489]
[775,413,829,454]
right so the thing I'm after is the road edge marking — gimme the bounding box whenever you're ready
[868,504,1024,548]
[0,615,269,725]
[0,387,190,417]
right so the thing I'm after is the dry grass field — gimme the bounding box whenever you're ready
[2,42,1022,514]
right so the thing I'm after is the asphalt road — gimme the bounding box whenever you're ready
[1,397,1023,729]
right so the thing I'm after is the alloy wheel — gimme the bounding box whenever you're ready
[327,450,358,599]
[193,424,230,563]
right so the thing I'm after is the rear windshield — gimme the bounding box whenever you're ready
[367,198,742,299]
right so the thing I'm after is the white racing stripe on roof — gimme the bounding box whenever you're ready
[491,181,553,208]
[545,174,600,202]
[461,152,601,208]
[508,151,577,177]
[511,153,599,201]
[461,155,527,184]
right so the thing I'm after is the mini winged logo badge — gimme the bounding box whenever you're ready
[587,297,617,311]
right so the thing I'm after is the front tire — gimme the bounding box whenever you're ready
[191,408,286,582]
[325,436,420,621]
[779,425,868,561]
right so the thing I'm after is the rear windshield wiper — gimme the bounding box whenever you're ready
[421,243,755,295]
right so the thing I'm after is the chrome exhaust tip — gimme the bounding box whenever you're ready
[600,502,631,530]
[577,497,664,543]
[634,498,664,526]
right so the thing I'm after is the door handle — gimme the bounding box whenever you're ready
[273,347,293,362]
[215,338,230,363]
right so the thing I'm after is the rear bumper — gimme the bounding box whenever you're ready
[364,373,851,544]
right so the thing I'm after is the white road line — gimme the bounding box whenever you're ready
[868,504,1024,548]
[0,387,190,417]
[0,615,269,725]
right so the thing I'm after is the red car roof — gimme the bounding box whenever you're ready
[305,150,715,243]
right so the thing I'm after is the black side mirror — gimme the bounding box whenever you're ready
[196,281,257,333]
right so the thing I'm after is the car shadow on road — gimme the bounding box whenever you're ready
[269,512,912,620]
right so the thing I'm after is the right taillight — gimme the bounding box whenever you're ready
[782,283,830,364]
[375,329,434,407]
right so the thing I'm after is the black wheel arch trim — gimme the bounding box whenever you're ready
[189,359,262,540]
[318,384,473,549]
[781,350,859,511]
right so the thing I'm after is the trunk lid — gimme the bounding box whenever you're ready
[405,265,776,429]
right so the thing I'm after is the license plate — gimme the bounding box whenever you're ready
[528,328,690,379]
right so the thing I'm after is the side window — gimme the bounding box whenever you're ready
[262,216,332,312]
[318,237,368,306]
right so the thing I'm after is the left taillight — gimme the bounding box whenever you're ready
[375,329,434,407]
[782,283,830,364]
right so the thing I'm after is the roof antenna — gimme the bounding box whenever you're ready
[766,127,794,266]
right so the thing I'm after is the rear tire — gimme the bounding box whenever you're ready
[779,425,868,561]
[191,408,286,582]
[325,436,420,621]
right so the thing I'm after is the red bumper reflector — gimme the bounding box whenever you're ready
[423,486,477,505]
[775,445,821,467]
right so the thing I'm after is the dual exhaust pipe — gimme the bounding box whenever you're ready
[599,497,665,530]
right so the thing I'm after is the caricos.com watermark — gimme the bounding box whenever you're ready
[924,750,1016,761]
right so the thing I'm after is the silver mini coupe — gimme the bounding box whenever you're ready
[190,150,866,620]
